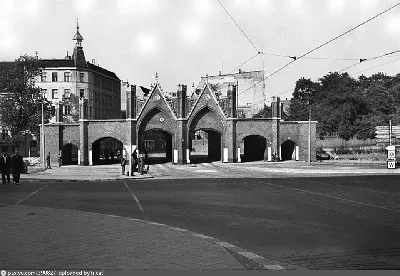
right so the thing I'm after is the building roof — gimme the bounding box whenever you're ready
[41,59,75,68]
[1,59,119,80]
[87,62,119,80]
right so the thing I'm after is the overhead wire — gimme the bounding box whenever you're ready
[216,0,260,53]
[237,2,400,97]
[339,49,400,72]
[229,53,260,74]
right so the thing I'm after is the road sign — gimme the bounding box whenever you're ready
[388,150,396,158]
[387,159,396,169]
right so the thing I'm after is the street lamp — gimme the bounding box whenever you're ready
[308,101,312,166]
[41,92,46,169]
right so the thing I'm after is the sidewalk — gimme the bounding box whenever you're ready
[21,164,153,182]
[0,205,285,270]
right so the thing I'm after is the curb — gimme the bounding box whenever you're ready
[0,205,296,270]
[19,173,154,183]
[102,213,294,270]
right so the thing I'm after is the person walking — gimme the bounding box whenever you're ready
[0,151,11,184]
[120,155,126,175]
[144,148,149,173]
[46,152,52,169]
[11,150,24,185]
[131,150,138,176]
[58,153,62,167]
[138,154,144,175]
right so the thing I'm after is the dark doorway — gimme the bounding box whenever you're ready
[62,144,78,165]
[190,129,221,163]
[281,140,296,161]
[138,130,172,164]
[242,135,266,162]
[92,137,123,165]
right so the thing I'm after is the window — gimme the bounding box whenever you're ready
[90,106,92,117]
[80,72,85,82]
[52,89,58,99]
[64,89,71,99]
[64,72,71,82]
[64,106,71,115]
[41,89,47,98]
[41,72,47,82]
[80,89,85,98]
[52,72,58,82]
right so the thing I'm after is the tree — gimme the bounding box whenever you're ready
[0,55,53,146]
[288,78,319,121]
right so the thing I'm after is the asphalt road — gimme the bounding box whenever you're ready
[1,175,400,269]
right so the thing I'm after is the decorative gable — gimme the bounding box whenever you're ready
[187,84,227,121]
[137,84,177,124]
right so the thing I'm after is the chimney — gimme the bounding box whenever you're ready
[238,69,242,74]
[219,71,222,76]
[92,59,96,65]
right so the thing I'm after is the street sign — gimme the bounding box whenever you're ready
[387,160,396,169]
[388,150,396,158]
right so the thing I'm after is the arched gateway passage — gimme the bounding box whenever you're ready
[281,140,296,161]
[138,129,172,164]
[241,135,267,162]
[92,137,124,165]
[61,143,78,165]
[190,129,221,163]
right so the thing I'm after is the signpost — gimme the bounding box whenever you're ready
[386,145,398,169]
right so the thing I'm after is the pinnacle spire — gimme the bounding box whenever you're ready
[73,18,84,47]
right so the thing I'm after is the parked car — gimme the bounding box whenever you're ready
[316,152,331,160]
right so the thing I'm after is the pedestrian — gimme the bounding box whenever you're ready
[120,155,126,175]
[11,150,24,185]
[58,153,62,167]
[0,151,11,184]
[144,148,149,172]
[46,152,52,169]
[131,150,138,176]
[138,154,144,175]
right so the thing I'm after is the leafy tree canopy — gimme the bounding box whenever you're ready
[288,71,400,140]
[0,55,53,146]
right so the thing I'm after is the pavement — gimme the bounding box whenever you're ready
[2,160,399,270]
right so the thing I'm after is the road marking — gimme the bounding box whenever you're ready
[14,184,48,205]
[261,181,400,213]
[123,181,149,220]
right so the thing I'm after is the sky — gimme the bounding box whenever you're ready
[0,0,399,104]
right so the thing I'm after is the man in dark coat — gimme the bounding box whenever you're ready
[11,151,24,185]
[0,151,12,184]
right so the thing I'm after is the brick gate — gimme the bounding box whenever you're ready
[42,84,317,166]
